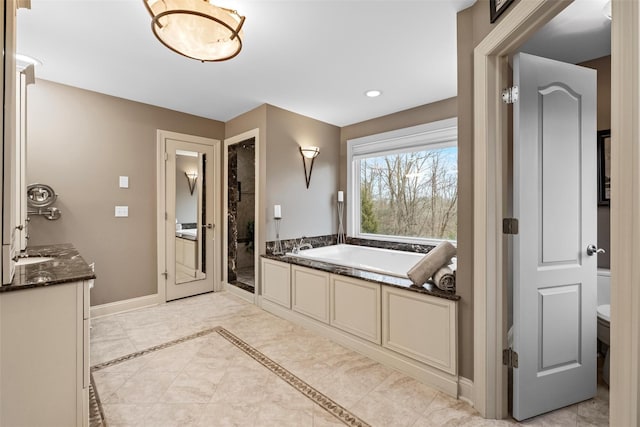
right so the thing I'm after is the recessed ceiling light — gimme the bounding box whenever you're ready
[365,90,382,98]
[16,54,42,66]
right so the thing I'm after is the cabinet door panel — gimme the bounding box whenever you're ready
[382,287,457,374]
[330,275,381,343]
[292,266,330,323]
[261,259,291,308]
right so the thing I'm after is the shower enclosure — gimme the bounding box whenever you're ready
[225,138,256,293]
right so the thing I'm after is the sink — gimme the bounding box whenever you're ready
[15,256,53,266]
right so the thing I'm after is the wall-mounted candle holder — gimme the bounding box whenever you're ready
[273,218,283,255]
[337,191,345,244]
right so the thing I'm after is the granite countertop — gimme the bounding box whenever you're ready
[176,231,198,241]
[1,243,96,293]
[262,254,460,301]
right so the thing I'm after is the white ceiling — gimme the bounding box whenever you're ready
[16,0,611,128]
[17,0,476,127]
[519,0,611,64]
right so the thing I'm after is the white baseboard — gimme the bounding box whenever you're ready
[224,282,255,303]
[260,298,459,397]
[458,376,474,406]
[90,293,162,318]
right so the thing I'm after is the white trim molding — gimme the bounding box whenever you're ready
[472,0,573,419]
[458,377,474,407]
[609,0,640,425]
[90,293,161,318]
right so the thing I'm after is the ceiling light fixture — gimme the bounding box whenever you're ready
[143,0,245,62]
[365,90,382,98]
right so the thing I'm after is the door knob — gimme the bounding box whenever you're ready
[202,224,214,229]
[586,244,605,256]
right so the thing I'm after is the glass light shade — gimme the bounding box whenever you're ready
[300,146,320,158]
[144,0,245,62]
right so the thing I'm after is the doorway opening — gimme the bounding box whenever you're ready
[223,129,260,300]
[470,0,637,423]
[156,130,222,303]
[227,139,256,293]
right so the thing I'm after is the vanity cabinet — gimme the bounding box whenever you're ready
[176,236,197,277]
[0,280,90,427]
[292,265,330,323]
[382,286,457,375]
[261,258,291,308]
[260,256,459,395]
[330,275,381,344]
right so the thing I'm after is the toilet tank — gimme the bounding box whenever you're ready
[597,269,610,306]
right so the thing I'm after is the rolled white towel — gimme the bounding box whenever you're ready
[407,241,457,286]
[433,266,455,292]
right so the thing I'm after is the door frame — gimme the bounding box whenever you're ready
[222,128,260,304]
[473,0,640,424]
[156,130,222,303]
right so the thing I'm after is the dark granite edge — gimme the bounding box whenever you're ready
[261,253,460,301]
[1,243,96,293]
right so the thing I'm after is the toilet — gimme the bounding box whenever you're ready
[597,269,610,385]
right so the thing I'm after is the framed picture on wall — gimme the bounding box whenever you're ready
[597,129,611,206]
[490,0,515,23]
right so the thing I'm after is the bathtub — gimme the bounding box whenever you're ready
[286,244,429,278]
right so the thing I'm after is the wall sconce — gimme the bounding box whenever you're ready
[185,172,198,195]
[299,146,320,189]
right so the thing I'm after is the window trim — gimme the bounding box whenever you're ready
[346,117,458,246]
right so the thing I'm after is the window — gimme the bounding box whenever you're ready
[347,118,457,244]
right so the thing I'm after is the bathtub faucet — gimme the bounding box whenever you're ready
[293,237,313,254]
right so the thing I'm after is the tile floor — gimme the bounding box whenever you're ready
[91,292,609,426]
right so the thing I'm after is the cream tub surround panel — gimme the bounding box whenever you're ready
[260,257,459,397]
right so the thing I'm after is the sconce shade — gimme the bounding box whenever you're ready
[299,147,319,188]
[300,146,320,159]
[185,172,198,195]
[143,0,245,62]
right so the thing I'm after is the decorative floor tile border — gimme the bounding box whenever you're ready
[217,327,371,427]
[89,374,106,427]
[89,326,370,427]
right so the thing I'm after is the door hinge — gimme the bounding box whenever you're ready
[502,86,519,104]
[165,212,168,220]
[161,271,168,279]
[503,348,519,368]
[503,218,519,235]
[164,152,168,161]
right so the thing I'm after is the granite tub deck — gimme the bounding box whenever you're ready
[262,253,460,301]
[1,243,96,292]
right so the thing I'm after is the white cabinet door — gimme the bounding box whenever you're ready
[261,258,291,308]
[292,265,330,323]
[330,275,381,344]
[1,281,88,426]
[382,286,457,375]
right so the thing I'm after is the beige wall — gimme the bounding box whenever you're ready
[266,105,340,241]
[224,104,340,285]
[579,55,611,269]
[455,0,520,380]
[26,79,224,306]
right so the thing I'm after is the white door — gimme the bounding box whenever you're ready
[165,137,217,301]
[512,53,597,420]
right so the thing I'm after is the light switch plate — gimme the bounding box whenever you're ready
[115,206,128,217]
[119,176,129,188]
